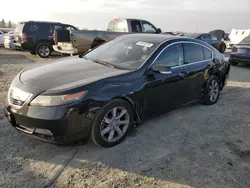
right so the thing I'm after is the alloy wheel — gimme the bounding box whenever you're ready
[39,45,50,57]
[100,107,130,143]
[208,79,219,102]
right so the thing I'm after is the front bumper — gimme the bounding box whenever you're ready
[4,99,100,144]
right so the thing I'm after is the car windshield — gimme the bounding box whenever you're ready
[239,36,250,45]
[84,37,160,70]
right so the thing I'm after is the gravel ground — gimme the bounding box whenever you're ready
[0,48,250,188]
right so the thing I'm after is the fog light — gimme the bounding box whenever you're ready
[34,128,53,136]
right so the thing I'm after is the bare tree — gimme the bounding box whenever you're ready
[0,18,6,28]
[8,20,12,28]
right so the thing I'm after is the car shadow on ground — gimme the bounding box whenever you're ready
[1,84,250,188]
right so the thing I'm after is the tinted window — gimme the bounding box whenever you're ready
[141,21,156,33]
[203,47,212,60]
[211,35,218,40]
[201,34,212,40]
[154,44,184,67]
[65,25,77,31]
[183,43,204,63]
[131,21,142,33]
[26,24,39,33]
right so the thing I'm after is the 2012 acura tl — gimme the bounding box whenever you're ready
[4,34,230,147]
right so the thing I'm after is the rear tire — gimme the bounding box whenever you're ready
[36,43,52,58]
[91,99,134,148]
[203,75,220,105]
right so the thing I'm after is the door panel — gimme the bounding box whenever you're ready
[144,66,190,117]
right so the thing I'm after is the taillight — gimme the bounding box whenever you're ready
[22,33,28,43]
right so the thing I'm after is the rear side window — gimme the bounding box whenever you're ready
[183,43,204,63]
[203,47,212,60]
[25,24,39,33]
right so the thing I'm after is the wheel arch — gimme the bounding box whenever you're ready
[111,96,141,123]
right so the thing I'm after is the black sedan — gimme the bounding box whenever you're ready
[181,33,227,53]
[4,34,230,147]
[229,36,250,66]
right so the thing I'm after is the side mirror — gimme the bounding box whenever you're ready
[151,64,172,74]
[156,28,162,34]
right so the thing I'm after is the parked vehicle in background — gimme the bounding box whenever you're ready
[228,28,250,48]
[183,33,226,53]
[4,34,230,147]
[229,35,250,65]
[13,21,78,58]
[53,18,162,55]
[4,31,15,49]
[0,30,4,46]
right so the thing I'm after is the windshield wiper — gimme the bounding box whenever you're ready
[92,59,115,68]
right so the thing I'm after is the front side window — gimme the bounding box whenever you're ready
[141,21,156,33]
[154,43,184,67]
[85,37,160,70]
[183,43,204,63]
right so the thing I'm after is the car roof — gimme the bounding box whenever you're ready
[181,33,206,38]
[19,21,65,25]
[117,33,200,43]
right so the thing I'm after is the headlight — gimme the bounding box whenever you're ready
[30,91,87,106]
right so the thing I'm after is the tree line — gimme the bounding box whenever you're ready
[0,19,16,28]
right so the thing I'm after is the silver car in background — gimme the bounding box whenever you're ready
[4,31,15,49]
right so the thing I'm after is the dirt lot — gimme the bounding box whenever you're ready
[1,48,250,188]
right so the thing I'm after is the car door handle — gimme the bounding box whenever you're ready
[179,72,188,77]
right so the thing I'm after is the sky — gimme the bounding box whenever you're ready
[1,0,250,32]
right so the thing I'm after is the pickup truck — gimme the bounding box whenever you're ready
[52,18,162,55]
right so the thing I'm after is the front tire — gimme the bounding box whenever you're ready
[36,43,52,58]
[203,76,220,105]
[91,99,133,148]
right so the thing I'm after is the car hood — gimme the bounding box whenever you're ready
[20,56,130,92]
